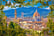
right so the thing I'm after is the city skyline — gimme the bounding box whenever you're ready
[3,7,51,18]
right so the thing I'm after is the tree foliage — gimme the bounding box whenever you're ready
[0,0,54,36]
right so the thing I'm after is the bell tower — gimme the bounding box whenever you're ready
[15,9,17,19]
[41,16,43,21]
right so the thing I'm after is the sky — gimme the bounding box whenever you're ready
[2,0,53,11]
[3,7,51,18]
[1,0,52,17]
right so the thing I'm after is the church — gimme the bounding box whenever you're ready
[14,9,42,22]
[12,9,47,30]
[6,9,47,30]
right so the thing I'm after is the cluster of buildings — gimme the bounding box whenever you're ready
[5,9,49,31]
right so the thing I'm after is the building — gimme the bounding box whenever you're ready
[17,9,47,31]
[6,9,47,31]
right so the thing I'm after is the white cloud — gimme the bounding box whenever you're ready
[45,7,50,10]
[40,7,50,10]
[12,7,19,9]
[11,2,14,6]
[3,6,12,11]
[7,1,10,4]
[15,3,20,7]
[23,6,29,8]
[16,7,19,8]
[3,6,19,11]
[12,8,16,9]
[3,3,20,11]
[4,6,8,9]
[15,3,20,5]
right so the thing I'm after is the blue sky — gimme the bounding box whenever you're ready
[2,0,52,11]
[3,7,51,18]
[1,0,52,17]
[2,0,53,6]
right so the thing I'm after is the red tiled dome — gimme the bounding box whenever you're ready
[33,9,40,17]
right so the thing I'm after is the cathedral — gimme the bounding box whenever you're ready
[5,9,47,30]
[14,9,43,23]
[9,9,47,30]
[33,9,41,21]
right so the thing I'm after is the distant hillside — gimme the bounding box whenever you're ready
[3,7,50,18]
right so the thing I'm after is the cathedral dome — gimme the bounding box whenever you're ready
[33,9,40,18]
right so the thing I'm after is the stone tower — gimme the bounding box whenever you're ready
[41,16,43,21]
[15,9,17,19]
